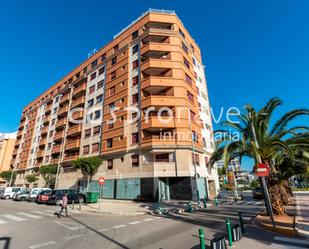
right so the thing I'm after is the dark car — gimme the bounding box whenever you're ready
[252,187,264,199]
[36,190,52,204]
[47,189,86,205]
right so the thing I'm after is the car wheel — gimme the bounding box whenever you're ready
[21,197,26,201]
[5,195,10,200]
[55,199,61,206]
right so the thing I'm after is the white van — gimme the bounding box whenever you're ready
[0,187,28,199]
[27,188,51,201]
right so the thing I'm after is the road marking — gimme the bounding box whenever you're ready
[32,211,53,217]
[112,224,127,229]
[202,212,251,221]
[143,218,155,222]
[63,234,83,241]
[98,228,109,232]
[129,221,142,225]
[274,236,309,245]
[18,212,43,219]
[246,201,256,205]
[235,201,246,205]
[0,219,8,224]
[270,243,306,249]
[29,241,56,249]
[53,221,84,231]
[1,214,27,222]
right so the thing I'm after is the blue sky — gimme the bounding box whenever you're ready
[0,0,308,170]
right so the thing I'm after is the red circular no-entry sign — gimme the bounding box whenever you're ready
[256,163,270,177]
[98,177,105,185]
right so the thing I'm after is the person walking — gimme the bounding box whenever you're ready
[58,192,68,218]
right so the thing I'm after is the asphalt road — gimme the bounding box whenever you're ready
[0,195,308,249]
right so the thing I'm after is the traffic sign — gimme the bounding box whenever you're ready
[98,177,105,185]
[256,163,269,177]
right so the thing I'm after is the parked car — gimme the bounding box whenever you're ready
[13,189,30,201]
[0,187,28,199]
[252,187,264,199]
[36,189,52,204]
[27,188,51,202]
[47,189,86,205]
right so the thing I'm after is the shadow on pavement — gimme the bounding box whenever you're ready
[68,216,130,249]
[0,237,11,249]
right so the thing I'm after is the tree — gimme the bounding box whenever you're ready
[73,156,102,192]
[39,164,58,188]
[25,174,37,185]
[0,171,16,185]
[210,97,309,214]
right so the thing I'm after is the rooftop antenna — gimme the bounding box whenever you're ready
[88,48,98,58]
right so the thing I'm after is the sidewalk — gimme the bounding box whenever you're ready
[294,191,309,238]
[75,199,153,216]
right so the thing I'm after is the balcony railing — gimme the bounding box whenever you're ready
[73,83,86,97]
[65,140,80,150]
[60,94,70,105]
[51,145,61,154]
[54,131,64,141]
[55,118,66,128]
[71,96,85,108]
[67,125,82,136]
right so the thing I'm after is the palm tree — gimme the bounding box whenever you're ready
[210,97,309,215]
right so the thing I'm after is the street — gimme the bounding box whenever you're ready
[1,194,309,249]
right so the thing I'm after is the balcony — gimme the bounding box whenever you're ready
[67,125,82,136]
[55,118,66,129]
[58,105,69,117]
[141,60,175,73]
[73,83,86,97]
[17,130,23,139]
[65,140,80,151]
[141,96,185,108]
[71,110,84,120]
[40,126,48,135]
[71,96,85,109]
[142,134,176,147]
[141,35,170,46]
[43,115,50,125]
[54,131,64,141]
[141,76,181,89]
[142,67,172,80]
[144,22,173,32]
[141,50,171,63]
[51,145,61,154]
[141,116,175,130]
[36,150,44,158]
[63,154,79,161]
[45,104,52,114]
[60,94,70,105]
[39,138,46,147]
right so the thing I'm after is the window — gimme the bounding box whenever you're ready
[192,131,198,142]
[185,73,192,85]
[52,107,57,114]
[113,45,119,53]
[87,99,94,108]
[92,143,99,153]
[107,159,113,169]
[93,126,100,136]
[111,71,116,80]
[83,145,90,154]
[94,110,101,119]
[89,85,95,94]
[111,57,117,65]
[90,72,97,80]
[179,29,185,38]
[96,94,103,104]
[183,57,190,68]
[91,59,98,68]
[107,139,113,148]
[132,76,138,86]
[131,132,139,144]
[132,44,139,54]
[132,60,139,69]
[110,86,115,95]
[182,42,188,53]
[109,102,115,111]
[48,142,52,149]
[187,91,194,103]
[131,154,139,167]
[192,153,200,166]
[107,120,114,130]
[83,67,88,74]
[196,87,200,96]
[45,156,49,163]
[132,93,138,104]
[192,57,196,66]
[52,118,56,125]
[84,129,91,138]
[49,131,53,138]
[132,30,138,39]
[97,80,104,89]
[101,53,106,61]
[155,153,170,162]
[205,156,209,166]
[98,67,105,75]
[190,111,196,121]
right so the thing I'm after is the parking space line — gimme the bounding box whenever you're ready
[63,234,83,241]
[53,220,85,231]
[143,218,155,222]
[29,241,56,249]
[128,221,141,225]
[0,219,8,224]
[18,212,43,219]
[1,214,27,222]
[112,224,127,229]
[32,211,54,217]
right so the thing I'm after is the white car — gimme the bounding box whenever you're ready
[27,188,51,202]
[0,187,28,199]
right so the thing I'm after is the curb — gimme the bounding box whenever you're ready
[254,217,298,236]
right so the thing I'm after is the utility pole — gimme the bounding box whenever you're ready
[249,112,275,227]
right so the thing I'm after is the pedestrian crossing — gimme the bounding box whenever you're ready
[218,200,264,206]
[270,236,309,248]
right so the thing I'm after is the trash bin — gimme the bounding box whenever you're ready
[232,224,242,242]
[86,192,99,203]
[211,234,227,249]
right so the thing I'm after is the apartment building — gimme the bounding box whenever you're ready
[11,9,219,200]
[0,132,17,185]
